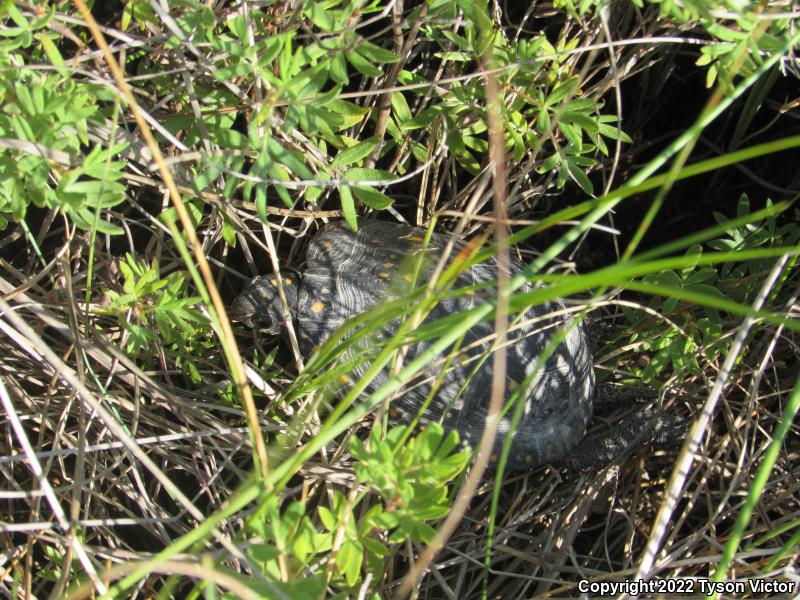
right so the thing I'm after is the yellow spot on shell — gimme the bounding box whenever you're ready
[389,407,400,418]
[322,240,334,248]
[490,454,498,462]
[378,272,390,279]
[525,454,534,464]
[269,277,277,285]
[402,272,413,282]
[338,374,351,385]
[311,300,325,313]
[284,277,293,285]
[406,235,424,242]
[383,261,394,269]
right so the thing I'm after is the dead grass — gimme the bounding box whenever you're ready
[1,1,799,598]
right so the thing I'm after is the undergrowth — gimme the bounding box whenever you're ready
[0,1,798,599]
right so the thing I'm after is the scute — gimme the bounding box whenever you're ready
[234,221,595,471]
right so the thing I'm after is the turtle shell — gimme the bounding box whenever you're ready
[232,221,594,470]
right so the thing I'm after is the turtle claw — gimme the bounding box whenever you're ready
[564,410,688,471]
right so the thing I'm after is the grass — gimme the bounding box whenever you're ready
[1,0,799,598]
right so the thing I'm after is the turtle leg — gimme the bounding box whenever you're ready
[593,382,657,409]
[564,410,687,470]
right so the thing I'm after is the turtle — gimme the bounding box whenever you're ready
[232,220,678,471]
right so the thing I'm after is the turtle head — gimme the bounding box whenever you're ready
[231,270,300,334]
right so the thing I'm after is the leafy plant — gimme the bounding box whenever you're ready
[109,0,632,227]
[391,2,631,192]
[350,423,471,543]
[102,253,210,380]
[0,5,127,233]
[708,196,800,280]
[4,0,799,597]
[159,0,398,228]
[553,0,796,92]
[237,424,469,595]
[624,195,799,381]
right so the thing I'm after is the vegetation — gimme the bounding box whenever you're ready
[0,0,798,598]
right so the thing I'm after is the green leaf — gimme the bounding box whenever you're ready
[213,128,247,149]
[441,30,471,52]
[321,96,360,115]
[62,179,125,200]
[120,0,133,30]
[318,506,336,530]
[278,33,294,78]
[357,40,400,64]
[337,539,363,587]
[329,52,348,84]
[598,123,632,142]
[509,127,525,161]
[84,215,123,235]
[361,536,389,559]
[256,184,269,222]
[374,511,399,528]
[307,2,336,31]
[687,284,728,299]
[558,122,583,147]
[347,50,383,78]
[268,163,293,207]
[564,158,593,194]
[400,106,437,132]
[684,268,717,286]
[537,108,551,133]
[391,92,412,125]
[36,33,65,70]
[341,168,396,183]
[546,77,579,105]
[353,186,393,209]
[227,14,248,42]
[331,137,380,168]
[435,51,472,61]
[266,138,313,179]
[259,33,288,67]
[562,98,597,113]
[14,82,35,115]
[707,22,748,42]
[339,185,358,230]
[564,110,598,134]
